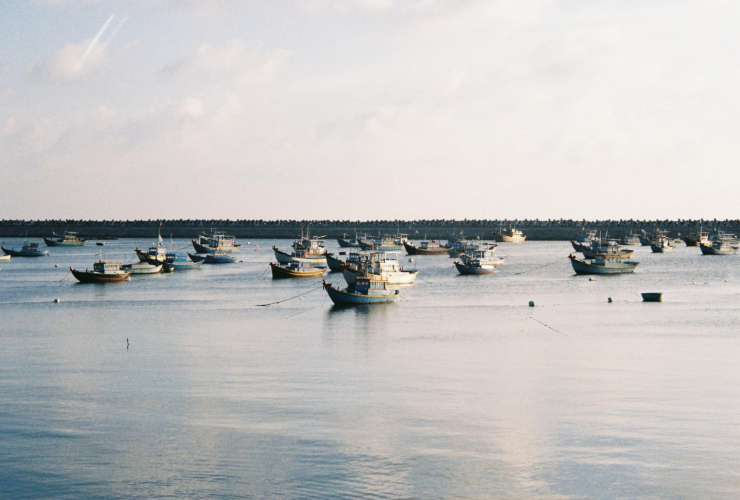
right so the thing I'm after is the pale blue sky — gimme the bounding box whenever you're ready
[2,0,740,220]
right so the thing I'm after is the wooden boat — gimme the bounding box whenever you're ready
[270,262,327,279]
[188,252,236,264]
[121,261,163,274]
[192,230,241,253]
[569,254,640,275]
[324,252,345,272]
[454,245,505,274]
[494,226,526,243]
[336,233,362,248]
[43,231,85,247]
[2,241,49,257]
[358,233,408,251]
[446,240,479,257]
[71,259,130,283]
[162,252,203,271]
[342,251,418,285]
[699,241,739,255]
[649,230,676,253]
[403,240,449,255]
[323,277,400,305]
[136,225,167,263]
[573,229,598,244]
[642,292,664,302]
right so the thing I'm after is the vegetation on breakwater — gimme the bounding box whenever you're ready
[1,219,738,241]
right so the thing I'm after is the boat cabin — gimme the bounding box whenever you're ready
[93,261,123,273]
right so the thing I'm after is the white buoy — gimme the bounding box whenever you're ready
[54,264,59,267]
[53,298,60,303]
[528,301,535,307]
[589,277,595,281]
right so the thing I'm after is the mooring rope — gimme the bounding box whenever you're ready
[256,283,325,307]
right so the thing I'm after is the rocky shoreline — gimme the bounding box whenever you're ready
[1,219,737,241]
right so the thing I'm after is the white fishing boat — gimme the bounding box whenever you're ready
[342,251,418,285]
[121,261,163,274]
[650,231,676,253]
[494,225,526,243]
[569,253,639,275]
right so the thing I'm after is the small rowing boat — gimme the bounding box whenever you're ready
[270,262,327,279]
[121,261,163,274]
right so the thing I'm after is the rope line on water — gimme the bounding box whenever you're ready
[509,258,563,276]
[256,283,325,307]
[529,316,570,337]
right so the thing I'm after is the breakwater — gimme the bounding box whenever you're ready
[1,219,738,240]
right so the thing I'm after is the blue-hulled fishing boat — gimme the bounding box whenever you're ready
[162,252,202,271]
[2,241,49,257]
[188,252,237,264]
[323,277,400,305]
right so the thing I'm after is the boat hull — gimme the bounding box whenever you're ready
[270,263,327,279]
[342,267,417,285]
[2,247,49,257]
[121,263,163,274]
[569,257,639,275]
[162,261,203,271]
[403,242,449,255]
[699,244,738,255]
[70,267,130,283]
[336,238,360,248]
[651,244,675,253]
[192,241,241,254]
[639,237,652,246]
[325,253,345,272]
[188,253,236,264]
[454,261,496,275]
[495,234,526,243]
[43,237,85,247]
[323,283,399,305]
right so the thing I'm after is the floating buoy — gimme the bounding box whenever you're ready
[126,276,131,281]
[589,277,595,281]
[409,258,413,262]
[608,297,613,303]
[528,301,535,307]
[299,296,303,300]
[54,264,59,267]
[53,298,60,303]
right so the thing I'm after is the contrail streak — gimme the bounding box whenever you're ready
[79,15,114,68]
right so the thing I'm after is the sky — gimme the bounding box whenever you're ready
[1,0,740,221]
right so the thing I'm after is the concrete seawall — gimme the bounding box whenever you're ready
[2,219,738,241]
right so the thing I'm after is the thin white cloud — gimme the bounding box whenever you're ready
[302,0,394,14]
[164,39,290,84]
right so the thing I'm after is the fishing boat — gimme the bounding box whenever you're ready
[454,246,503,275]
[573,229,598,244]
[446,240,479,258]
[342,251,418,286]
[135,224,167,263]
[699,241,739,255]
[336,233,362,248]
[323,276,400,305]
[162,252,203,271]
[569,253,640,275]
[494,226,526,243]
[324,252,345,272]
[270,261,327,279]
[273,240,327,268]
[2,241,49,257]
[43,231,85,247]
[192,230,241,253]
[121,261,163,274]
[188,252,237,264]
[573,239,633,259]
[358,234,408,251]
[70,258,130,283]
[618,231,641,246]
[650,230,676,253]
[403,240,449,255]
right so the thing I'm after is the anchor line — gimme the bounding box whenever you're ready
[57,271,71,283]
[510,258,563,276]
[529,316,569,337]
[256,283,325,307]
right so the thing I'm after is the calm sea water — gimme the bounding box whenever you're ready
[1,237,740,499]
